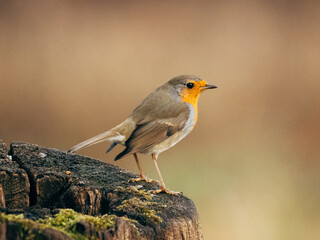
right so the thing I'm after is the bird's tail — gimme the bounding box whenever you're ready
[68,117,135,153]
[68,130,115,153]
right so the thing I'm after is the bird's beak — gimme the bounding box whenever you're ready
[202,84,217,90]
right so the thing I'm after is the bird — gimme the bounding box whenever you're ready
[68,75,217,195]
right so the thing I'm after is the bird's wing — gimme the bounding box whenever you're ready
[114,111,190,160]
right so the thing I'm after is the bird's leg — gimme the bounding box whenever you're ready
[129,153,159,184]
[151,153,181,195]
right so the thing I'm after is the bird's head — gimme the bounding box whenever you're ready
[168,75,217,107]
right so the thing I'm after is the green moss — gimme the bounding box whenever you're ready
[117,197,163,225]
[1,209,117,240]
[115,186,152,200]
[43,209,115,230]
[39,209,116,239]
[0,213,36,239]
[114,186,167,225]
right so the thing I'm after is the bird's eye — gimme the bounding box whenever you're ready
[186,82,194,89]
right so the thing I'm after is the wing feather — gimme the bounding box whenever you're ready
[114,111,189,160]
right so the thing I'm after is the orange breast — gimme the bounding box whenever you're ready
[179,80,208,125]
[180,94,199,125]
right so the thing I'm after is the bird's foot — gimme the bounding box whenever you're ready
[151,187,182,195]
[129,176,160,184]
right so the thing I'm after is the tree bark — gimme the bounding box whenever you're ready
[0,140,203,240]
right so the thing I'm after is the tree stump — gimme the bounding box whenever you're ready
[0,140,203,239]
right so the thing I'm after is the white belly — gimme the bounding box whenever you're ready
[143,104,196,156]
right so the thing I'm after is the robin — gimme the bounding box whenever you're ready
[69,75,217,195]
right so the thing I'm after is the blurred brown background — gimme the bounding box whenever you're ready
[1,0,320,239]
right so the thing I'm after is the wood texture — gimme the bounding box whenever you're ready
[0,140,203,239]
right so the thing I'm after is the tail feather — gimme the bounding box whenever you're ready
[68,117,136,154]
[106,142,117,153]
[68,130,115,153]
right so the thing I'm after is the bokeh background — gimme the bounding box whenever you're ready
[1,0,320,239]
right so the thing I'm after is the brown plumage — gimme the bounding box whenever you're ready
[69,75,217,194]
